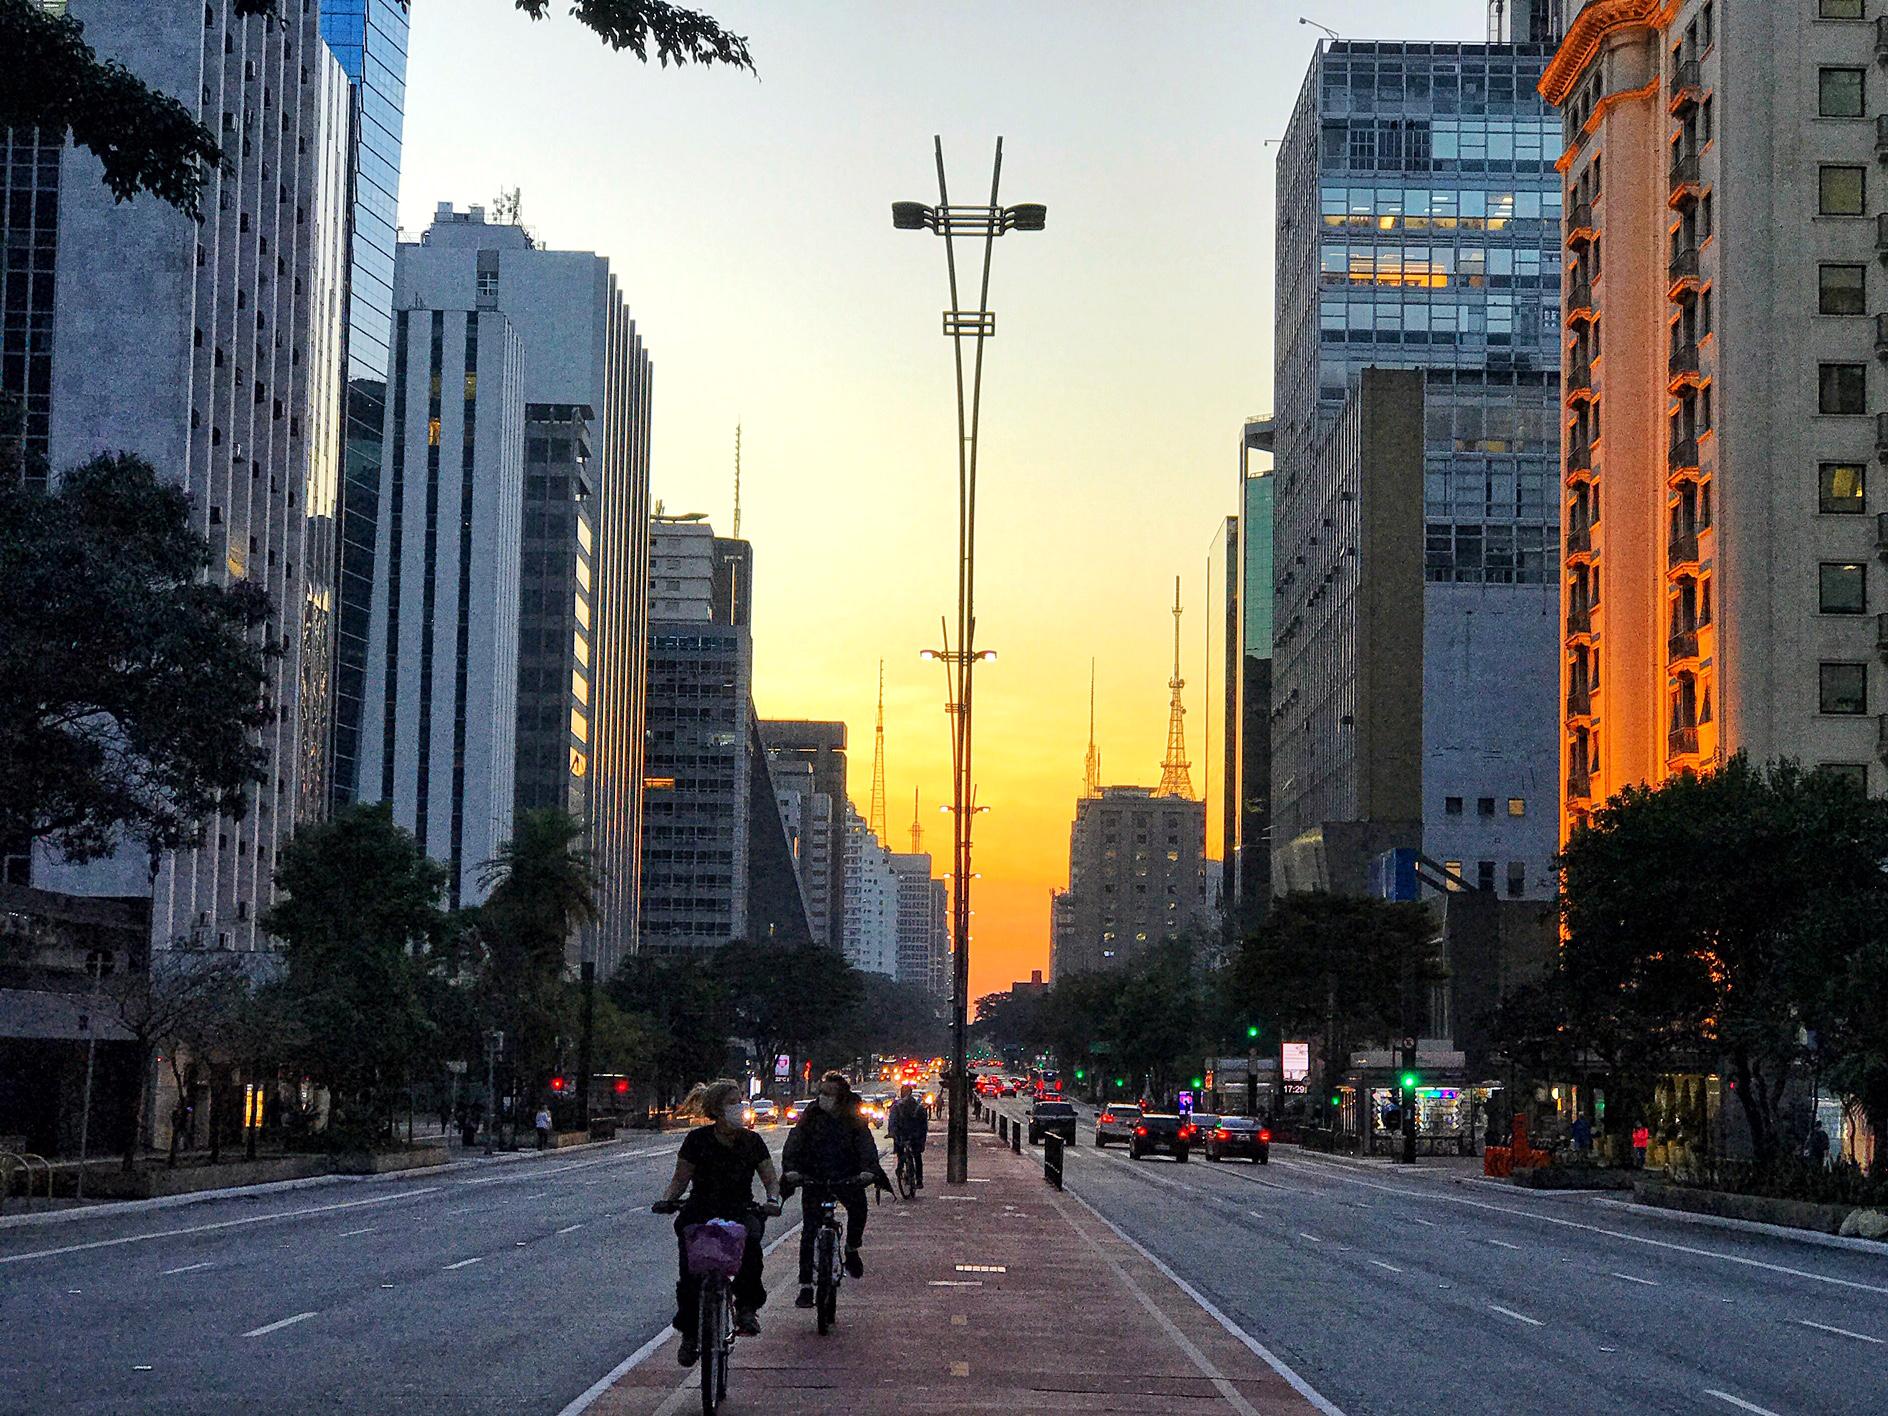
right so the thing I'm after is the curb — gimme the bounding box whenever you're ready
[1590,1197,1888,1257]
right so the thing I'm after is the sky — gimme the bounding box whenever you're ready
[399,0,1496,1000]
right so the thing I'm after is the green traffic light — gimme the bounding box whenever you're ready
[1245,1025,1260,1040]
[1074,1068,1085,1080]
[1113,1077,1127,1088]
[1190,1076,1204,1090]
[1329,1092,1342,1107]
[1399,1071,1420,1090]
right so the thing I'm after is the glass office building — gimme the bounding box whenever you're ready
[321,0,410,808]
[1275,39,1563,897]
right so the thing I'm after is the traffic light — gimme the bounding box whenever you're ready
[1074,1067,1086,1081]
[1113,1076,1127,1089]
[1399,1070,1420,1091]
[549,1075,567,1093]
[1190,1076,1204,1090]
[1329,1091,1342,1108]
[612,1078,630,1095]
[1245,1024,1261,1041]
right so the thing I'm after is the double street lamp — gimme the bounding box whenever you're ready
[892,138,1045,1185]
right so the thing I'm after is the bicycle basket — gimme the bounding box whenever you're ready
[683,1219,747,1278]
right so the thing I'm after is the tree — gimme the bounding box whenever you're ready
[855,973,948,1060]
[1111,944,1204,1101]
[0,454,273,864]
[972,987,1049,1051]
[1,0,753,220]
[606,953,731,1106]
[263,804,448,1142]
[714,938,863,1093]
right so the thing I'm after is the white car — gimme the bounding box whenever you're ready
[1093,1101,1144,1148]
[745,1098,779,1126]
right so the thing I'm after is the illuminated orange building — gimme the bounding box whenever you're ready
[1543,0,1883,841]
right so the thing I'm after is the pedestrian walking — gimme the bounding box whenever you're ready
[1571,1115,1591,1157]
[1631,1123,1650,1169]
[1810,1121,1831,1169]
[460,1105,480,1149]
[535,1105,553,1150]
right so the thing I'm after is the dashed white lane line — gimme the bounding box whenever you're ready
[555,1223,585,1235]
[442,1257,483,1271]
[0,1187,444,1266]
[1368,1260,1404,1273]
[242,1311,317,1338]
[1610,1272,1659,1287]
[1705,1391,1784,1416]
[336,1227,377,1238]
[1298,1232,1324,1243]
[1487,1239,1522,1251]
[1409,1217,1436,1227]
[1487,1303,1544,1327]
[162,1262,213,1275]
[1793,1318,1883,1344]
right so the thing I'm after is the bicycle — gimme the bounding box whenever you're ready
[893,1142,919,1200]
[794,1180,850,1335]
[653,1198,776,1414]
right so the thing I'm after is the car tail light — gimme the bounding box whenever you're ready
[1215,1128,1230,1140]
[1179,1125,1196,1139]
[1134,1125,1148,1137]
[1259,1129,1272,1143]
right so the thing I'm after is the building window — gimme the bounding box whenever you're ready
[1820,165,1866,215]
[1444,796,1463,815]
[1820,68,1867,118]
[1477,797,1496,817]
[1820,0,1865,17]
[1820,264,1867,315]
[1443,861,1464,892]
[1820,562,1867,614]
[1821,762,1869,792]
[1506,862,1526,898]
[1820,662,1868,715]
[1821,463,1867,513]
[1477,860,1496,892]
[1508,797,1526,817]
[1819,363,1867,414]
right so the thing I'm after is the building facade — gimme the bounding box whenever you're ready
[840,802,898,977]
[1051,786,1211,977]
[1226,419,1277,939]
[1542,0,1888,833]
[18,2,349,951]
[769,753,836,946]
[1275,35,1566,900]
[758,720,849,952]
[887,850,942,992]
[320,0,410,816]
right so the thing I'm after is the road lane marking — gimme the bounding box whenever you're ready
[1298,1232,1323,1243]
[1610,1272,1658,1286]
[1793,1318,1883,1344]
[442,1257,483,1270]
[1488,1239,1522,1250]
[242,1312,317,1338]
[1705,1392,1783,1416]
[0,1188,444,1266]
[336,1227,377,1238]
[1487,1304,1544,1327]
[1271,1158,1888,1296]
[1409,1217,1436,1227]
[555,1224,584,1235]
[1369,1260,1404,1273]
[162,1262,212,1275]
[1060,1188,1346,1416]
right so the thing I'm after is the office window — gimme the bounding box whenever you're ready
[1477,797,1496,816]
[1820,165,1867,215]
[1443,860,1464,892]
[1444,796,1463,815]
[1821,763,1869,792]
[1820,68,1867,118]
[1508,798,1526,817]
[1821,562,1867,613]
[1820,0,1864,17]
[1477,860,1497,892]
[1820,662,1868,714]
[1506,862,1526,898]
[1820,363,1867,414]
[1821,463,1867,513]
[1820,264,1867,314]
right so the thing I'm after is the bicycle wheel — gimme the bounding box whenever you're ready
[698,1282,723,1414]
[896,1151,917,1200]
[814,1228,837,1335]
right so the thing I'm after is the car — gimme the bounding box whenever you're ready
[1203,1116,1271,1163]
[1094,1101,1142,1148]
[1027,1099,1078,1146]
[782,1098,817,1125]
[1129,1113,1196,1162]
[745,1098,779,1126]
[1188,1112,1221,1137]
[861,1096,890,1128]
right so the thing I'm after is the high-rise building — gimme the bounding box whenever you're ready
[358,281,527,909]
[15,2,350,952]
[887,850,941,991]
[320,0,410,817]
[1542,0,1886,829]
[1226,418,1277,937]
[1051,787,1211,977]
[841,802,898,977]
[1275,35,1565,902]
[640,517,752,954]
[759,720,849,952]
[380,204,653,972]
[927,876,949,1000]
[769,753,835,945]
[1271,367,1427,894]
[1492,0,1569,45]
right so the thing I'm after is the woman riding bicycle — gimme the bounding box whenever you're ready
[780,1070,879,1308]
[654,1079,781,1367]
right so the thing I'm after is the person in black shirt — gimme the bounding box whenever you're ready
[654,1079,781,1366]
[781,1070,880,1307]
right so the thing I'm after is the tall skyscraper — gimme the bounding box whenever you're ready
[376,204,653,972]
[14,2,350,952]
[320,0,410,818]
[358,282,527,910]
[887,850,941,991]
[768,753,835,946]
[1275,35,1566,901]
[1226,418,1277,937]
[840,801,898,977]
[1051,786,1211,978]
[759,720,849,952]
[1541,0,1885,830]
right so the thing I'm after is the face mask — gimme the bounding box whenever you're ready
[721,1104,746,1128]
[817,1094,839,1113]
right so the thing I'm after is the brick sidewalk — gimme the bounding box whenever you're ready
[591,1127,1329,1415]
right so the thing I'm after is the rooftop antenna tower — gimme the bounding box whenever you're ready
[1155,577,1194,799]
[869,660,889,840]
[1082,659,1102,798]
[910,788,924,854]
[731,424,742,539]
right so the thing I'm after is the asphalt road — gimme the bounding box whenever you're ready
[988,1096,1888,1416]
[0,1135,727,1416]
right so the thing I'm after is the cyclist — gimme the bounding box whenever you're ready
[654,1079,782,1366]
[780,1070,878,1308]
[888,1082,929,1193]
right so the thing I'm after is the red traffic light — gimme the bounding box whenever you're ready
[612,1078,629,1095]
[549,1076,567,1093]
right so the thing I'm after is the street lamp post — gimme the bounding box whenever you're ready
[893,137,1045,1186]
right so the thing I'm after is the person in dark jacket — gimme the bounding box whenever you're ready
[888,1083,929,1192]
[781,1070,878,1308]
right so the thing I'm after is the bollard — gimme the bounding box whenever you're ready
[1043,1132,1065,1190]
[1011,1121,1022,1154]
[998,1115,1008,1143]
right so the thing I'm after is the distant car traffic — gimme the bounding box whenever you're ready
[744,1098,779,1126]
[1203,1116,1271,1163]
[783,1098,817,1125]
[1093,1101,1143,1148]
[1027,1099,1078,1146]
[1129,1113,1196,1163]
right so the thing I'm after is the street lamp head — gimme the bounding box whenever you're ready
[919,648,942,661]
[1006,202,1047,232]
[892,201,932,231]
[974,649,997,662]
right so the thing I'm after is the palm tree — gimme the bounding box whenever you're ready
[480,808,600,945]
